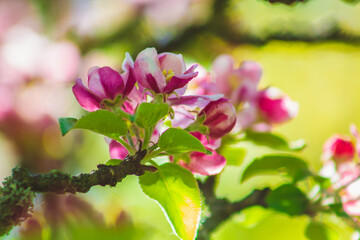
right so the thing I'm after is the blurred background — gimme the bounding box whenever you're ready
[1,0,360,239]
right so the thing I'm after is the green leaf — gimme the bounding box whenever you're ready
[243,131,306,151]
[266,184,309,216]
[241,154,309,183]
[60,110,127,138]
[159,128,206,154]
[134,102,168,128]
[58,118,78,136]
[305,221,329,240]
[104,159,122,166]
[220,146,246,166]
[139,163,201,240]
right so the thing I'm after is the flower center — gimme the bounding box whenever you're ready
[162,69,175,83]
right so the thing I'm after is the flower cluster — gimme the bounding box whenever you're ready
[72,48,298,176]
[320,125,360,216]
[187,54,299,132]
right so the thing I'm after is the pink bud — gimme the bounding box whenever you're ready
[323,135,355,163]
[199,98,236,139]
[257,87,298,124]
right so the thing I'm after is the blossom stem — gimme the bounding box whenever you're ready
[114,136,135,155]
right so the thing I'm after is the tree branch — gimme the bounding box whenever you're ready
[0,149,156,236]
[196,176,270,240]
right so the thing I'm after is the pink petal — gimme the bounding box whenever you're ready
[180,149,226,175]
[343,200,360,216]
[109,140,129,159]
[322,134,355,163]
[171,106,196,128]
[191,132,221,150]
[158,52,186,75]
[350,124,360,159]
[167,94,224,108]
[200,98,237,139]
[257,87,299,124]
[98,67,125,99]
[122,52,134,72]
[72,78,101,112]
[239,61,262,85]
[212,55,235,95]
[134,54,166,92]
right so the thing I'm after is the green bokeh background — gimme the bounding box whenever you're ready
[1,0,360,239]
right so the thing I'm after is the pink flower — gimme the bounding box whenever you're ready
[134,48,198,94]
[323,135,355,163]
[256,87,299,124]
[108,140,129,159]
[72,54,136,112]
[177,132,226,175]
[212,55,262,105]
[199,98,236,139]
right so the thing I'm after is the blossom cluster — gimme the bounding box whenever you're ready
[73,48,298,175]
[320,125,360,216]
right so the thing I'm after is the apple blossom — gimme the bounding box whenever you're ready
[72,58,136,112]
[212,55,262,105]
[199,98,236,138]
[256,87,299,125]
[322,135,355,163]
[134,47,198,95]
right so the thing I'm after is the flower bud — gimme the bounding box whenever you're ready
[199,98,236,138]
[323,135,355,163]
[257,87,298,124]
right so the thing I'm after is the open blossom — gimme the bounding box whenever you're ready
[212,55,262,105]
[319,125,360,216]
[199,98,236,139]
[256,87,299,125]
[134,47,198,94]
[177,132,226,175]
[72,54,136,112]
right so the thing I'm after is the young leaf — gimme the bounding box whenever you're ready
[220,146,246,166]
[60,110,127,138]
[305,221,329,240]
[241,154,309,183]
[58,118,78,136]
[266,184,309,216]
[139,163,201,240]
[159,128,206,154]
[104,159,122,166]
[134,102,169,128]
[243,131,306,151]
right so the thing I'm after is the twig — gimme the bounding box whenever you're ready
[196,176,270,240]
[0,149,156,236]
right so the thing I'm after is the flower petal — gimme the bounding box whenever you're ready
[167,94,224,108]
[162,64,198,93]
[158,52,186,75]
[109,140,129,159]
[180,149,226,175]
[98,67,125,99]
[72,78,101,111]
